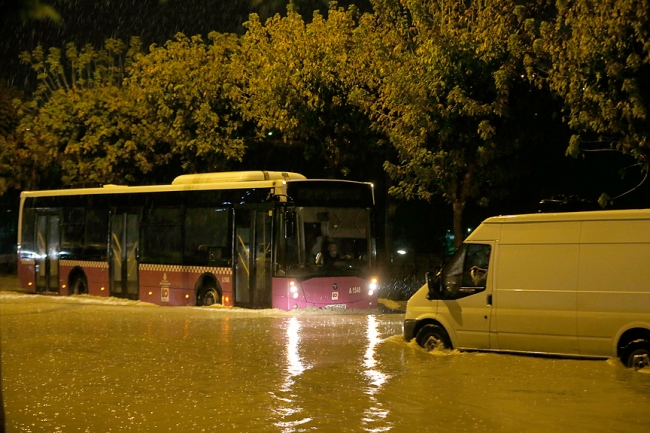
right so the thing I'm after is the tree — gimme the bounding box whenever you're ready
[17,38,147,186]
[349,0,550,247]
[0,80,25,194]
[539,0,650,206]
[127,32,246,177]
[16,33,248,187]
[236,5,383,179]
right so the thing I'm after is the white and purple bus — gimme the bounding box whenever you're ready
[16,171,378,310]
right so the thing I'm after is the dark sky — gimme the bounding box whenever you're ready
[0,0,372,89]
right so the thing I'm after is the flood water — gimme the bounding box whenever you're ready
[1,292,649,433]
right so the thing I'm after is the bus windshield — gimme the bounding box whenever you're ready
[276,206,373,279]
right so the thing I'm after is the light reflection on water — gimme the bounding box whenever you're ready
[273,316,312,432]
[362,315,391,432]
[1,293,650,433]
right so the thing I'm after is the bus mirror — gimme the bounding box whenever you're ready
[285,211,296,238]
[426,271,442,300]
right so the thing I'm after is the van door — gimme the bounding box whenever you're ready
[437,243,494,350]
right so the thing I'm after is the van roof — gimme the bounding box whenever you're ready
[484,209,650,224]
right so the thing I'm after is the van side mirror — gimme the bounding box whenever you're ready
[284,211,296,239]
[426,271,442,300]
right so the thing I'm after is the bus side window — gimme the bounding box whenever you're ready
[62,208,85,260]
[84,209,108,261]
[184,208,230,266]
[141,207,183,265]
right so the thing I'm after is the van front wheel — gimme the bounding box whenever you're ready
[416,324,452,352]
[621,339,650,370]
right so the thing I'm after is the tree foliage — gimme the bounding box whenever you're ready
[4,0,650,247]
[14,33,247,187]
[349,0,549,246]
[17,38,145,186]
[0,80,25,194]
[237,4,382,178]
[127,32,246,176]
[541,0,650,158]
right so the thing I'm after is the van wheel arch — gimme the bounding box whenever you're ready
[618,328,650,370]
[195,273,222,306]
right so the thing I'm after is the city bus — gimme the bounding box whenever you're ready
[17,171,379,310]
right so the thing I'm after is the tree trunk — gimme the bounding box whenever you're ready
[450,162,477,249]
[452,199,464,249]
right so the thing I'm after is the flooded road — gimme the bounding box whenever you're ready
[1,292,649,432]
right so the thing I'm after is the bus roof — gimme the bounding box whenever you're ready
[172,171,306,184]
[20,171,305,198]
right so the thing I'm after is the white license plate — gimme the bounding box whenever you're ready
[325,304,346,310]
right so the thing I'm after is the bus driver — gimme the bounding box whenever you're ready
[323,242,351,267]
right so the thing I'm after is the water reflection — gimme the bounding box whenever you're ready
[285,317,308,387]
[273,317,312,432]
[362,315,392,432]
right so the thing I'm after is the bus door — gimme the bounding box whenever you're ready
[109,211,139,300]
[234,208,272,308]
[35,213,60,293]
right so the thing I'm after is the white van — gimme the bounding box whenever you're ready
[404,209,650,370]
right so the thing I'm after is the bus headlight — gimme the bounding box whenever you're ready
[368,277,378,296]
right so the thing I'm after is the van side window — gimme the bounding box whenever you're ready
[441,243,491,299]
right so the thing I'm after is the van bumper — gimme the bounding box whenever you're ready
[403,319,417,342]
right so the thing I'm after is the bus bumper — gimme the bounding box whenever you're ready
[403,319,417,342]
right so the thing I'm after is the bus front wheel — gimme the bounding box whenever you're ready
[197,287,221,307]
[416,324,452,352]
[621,339,650,370]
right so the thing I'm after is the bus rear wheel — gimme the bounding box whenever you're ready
[416,324,452,352]
[621,339,650,370]
[70,275,88,295]
[198,287,221,307]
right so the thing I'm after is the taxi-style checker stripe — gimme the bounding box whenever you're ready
[139,264,232,275]
[60,260,108,268]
